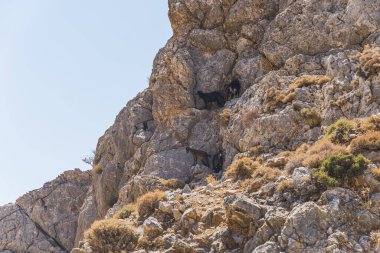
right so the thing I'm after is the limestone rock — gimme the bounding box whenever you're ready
[143,217,164,239]
[0,204,66,253]
[16,169,91,251]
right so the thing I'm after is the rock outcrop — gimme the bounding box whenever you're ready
[1,0,380,252]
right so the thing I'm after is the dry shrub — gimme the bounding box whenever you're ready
[206,175,217,185]
[242,109,259,127]
[350,131,380,153]
[361,115,380,132]
[160,178,186,189]
[325,118,357,144]
[301,107,323,127]
[252,166,281,181]
[92,164,103,175]
[263,87,294,112]
[250,146,263,155]
[220,109,232,127]
[351,44,380,78]
[114,204,136,219]
[224,157,260,181]
[302,140,347,169]
[371,167,380,181]
[136,190,167,219]
[276,179,295,191]
[371,231,380,248]
[284,143,310,171]
[289,75,331,90]
[85,219,137,252]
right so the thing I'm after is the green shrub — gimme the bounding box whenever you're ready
[325,118,357,144]
[312,169,338,187]
[313,154,369,188]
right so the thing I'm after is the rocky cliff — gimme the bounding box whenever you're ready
[1,0,380,252]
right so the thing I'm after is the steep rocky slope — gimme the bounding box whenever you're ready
[1,0,380,252]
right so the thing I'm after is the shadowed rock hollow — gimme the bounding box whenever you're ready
[1,0,380,252]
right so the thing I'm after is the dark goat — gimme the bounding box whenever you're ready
[212,150,224,173]
[197,91,225,109]
[186,147,210,167]
[225,80,241,100]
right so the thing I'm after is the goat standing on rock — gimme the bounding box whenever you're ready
[197,91,225,109]
[186,147,210,168]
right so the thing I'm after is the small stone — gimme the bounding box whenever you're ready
[173,209,182,221]
[143,217,163,239]
[182,184,192,194]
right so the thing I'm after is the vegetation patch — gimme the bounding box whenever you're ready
[252,166,280,181]
[350,131,380,153]
[224,157,260,181]
[219,109,232,127]
[276,179,295,191]
[114,204,136,219]
[136,189,167,220]
[361,115,380,132]
[325,118,357,144]
[371,167,380,181]
[351,44,380,78]
[312,154,369,187]
[301,107,323,127]
[92,164,103,175]
[160,178,186,189]
[85,219,137,252]
[242,109,259,127]
[289,75,330,90]
[263,87,295,112]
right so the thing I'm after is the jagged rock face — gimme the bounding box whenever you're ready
[2,0,380,252]
[14,169,91,251]
[0,204,66,253]
[89,0,380,226]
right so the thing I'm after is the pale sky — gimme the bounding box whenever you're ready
[0,1,172,205]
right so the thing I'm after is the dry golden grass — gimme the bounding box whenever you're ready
[219,109,232,127]
[371,167,380,181]
[252,166,281,181]
[160,178,186,189]
[92,164,103,175]
[114,204,136,219]
[361,115,380,132]
[136,189,167,219]
[263,87,294,112]
[351,44,380,77]
[276,179,295,191]
[249,146,264,155]
[206,175,217,185]
[301,107,323,127]
[224,157,260,181]
[242,109,259,127]
[85,219,137,252]
[350,131,380,153]
[289,75,331,90]
[302,140,347,169]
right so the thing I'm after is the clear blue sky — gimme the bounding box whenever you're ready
[0,1,172,205]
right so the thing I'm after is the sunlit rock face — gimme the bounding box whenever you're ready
[2,0,380,252]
